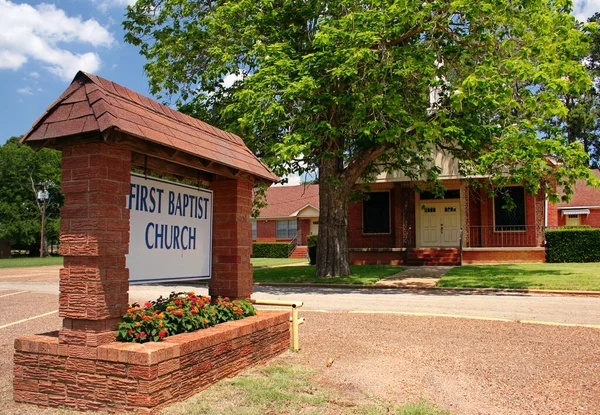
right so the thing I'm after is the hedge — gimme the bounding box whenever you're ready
[546,228,600,263]
[307,235,318,247]
[251,242,290,258]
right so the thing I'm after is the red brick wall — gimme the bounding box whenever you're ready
[348,190,396,249]
[13,311,289,413]
[253,219,296,242]
[548,202,559,227]
[58,142,132,347]
[210,178,254,300]
[255,220,277,241]
[349,250,405,265]
[468,187,543,247]
[463,249,546,264]
[556,209,600,227]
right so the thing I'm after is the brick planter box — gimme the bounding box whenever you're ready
[13,310,289,414]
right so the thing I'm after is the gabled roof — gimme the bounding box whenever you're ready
[21,71,278,183]
[259,185,319,218]
[557,169,600,208]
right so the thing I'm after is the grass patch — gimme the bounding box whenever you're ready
[251,258,308,268]
[253,265,404,285]
[438,263,600,291]
[161,362,452,415]
[0,256,63,269]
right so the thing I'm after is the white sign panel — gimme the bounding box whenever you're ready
[126,173,213,284]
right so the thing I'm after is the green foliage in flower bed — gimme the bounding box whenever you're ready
[117,292,256,343]
[251,242,290,258]
[546,228,600,262]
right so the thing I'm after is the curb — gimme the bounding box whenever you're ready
[252,282,600,297]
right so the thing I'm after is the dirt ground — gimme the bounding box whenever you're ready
[2,304,599,414]
[288,312,599,415]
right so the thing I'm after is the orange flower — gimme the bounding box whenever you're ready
[175,310,183,317]
[135,322,141,327]
[203,319,209,324]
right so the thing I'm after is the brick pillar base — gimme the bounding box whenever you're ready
[58,142,131,346]
[209,178,253,300]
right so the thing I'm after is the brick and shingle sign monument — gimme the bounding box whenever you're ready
[13,71,289,413]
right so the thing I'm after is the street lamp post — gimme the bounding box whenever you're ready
[37,185,49,258]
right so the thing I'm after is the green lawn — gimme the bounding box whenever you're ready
[438,263,600,291]
[251,258,308,268]
[163,362,452,415]
[253,265,404,285]
[0,256,63,269]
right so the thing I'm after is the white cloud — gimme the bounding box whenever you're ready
[29,71,40,79]
[275,173,302,187]
[92,0,136,12]
[17,86,33,95]
[0,1,114,80]
[222,73,243,88]
[573,0,600,21]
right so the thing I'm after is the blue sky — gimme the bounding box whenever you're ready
[0,0,149,143]
[1,0,600,147]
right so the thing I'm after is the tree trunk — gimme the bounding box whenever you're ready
[316,158,352,277]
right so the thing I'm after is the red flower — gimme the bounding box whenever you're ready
[128,329,133,335]
[158,331,166,338]
[135,333,140,339]
[144,302,152,309]
[223,297,230,302]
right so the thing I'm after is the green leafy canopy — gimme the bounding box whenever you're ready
[125,0,597,199]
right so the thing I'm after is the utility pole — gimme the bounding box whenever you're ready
[37,183,49,258]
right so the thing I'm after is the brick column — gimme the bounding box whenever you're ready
[460,180,470,246]
[209,177,254,300]
[58,142,131,347]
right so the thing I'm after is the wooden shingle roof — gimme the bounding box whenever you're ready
[22,71,278,183]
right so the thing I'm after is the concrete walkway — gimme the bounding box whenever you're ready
[375,265,454,288]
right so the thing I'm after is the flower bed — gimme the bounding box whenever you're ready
[117,292,256,343]
[13,310,290,413]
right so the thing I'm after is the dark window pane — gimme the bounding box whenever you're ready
[363,192,390,234]
[494,187,526,231]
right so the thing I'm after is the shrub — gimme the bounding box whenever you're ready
[116,292,256,343]
[307,234,318,265]
[306,234,318,247]
[546,228,600,263]
[252,242,289,258]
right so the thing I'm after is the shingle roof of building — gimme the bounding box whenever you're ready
[259,184,319,218]
[557,169,600,208]
[21,71,278,182]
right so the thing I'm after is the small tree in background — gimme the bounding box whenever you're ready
[125,0,596,277]
[0,137,62,256]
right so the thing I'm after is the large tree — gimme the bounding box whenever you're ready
[125,0,595,277]
[0,137,62,256]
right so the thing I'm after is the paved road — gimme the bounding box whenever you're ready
[0,266,599,326]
